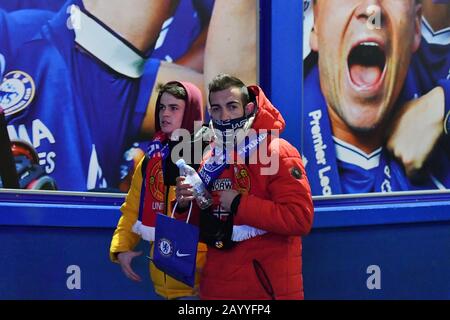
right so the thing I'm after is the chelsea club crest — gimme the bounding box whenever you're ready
[0,71,35,116]
[157,238,174,257]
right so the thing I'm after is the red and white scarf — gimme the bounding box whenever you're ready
[132,132,169,242]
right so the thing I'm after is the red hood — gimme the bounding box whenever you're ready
[155,81,204,134]
[249,86,285,133]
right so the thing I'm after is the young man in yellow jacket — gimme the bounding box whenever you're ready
[110,81,206,299]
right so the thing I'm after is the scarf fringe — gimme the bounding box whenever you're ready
[232,225,267,242]
[132,220,155,242]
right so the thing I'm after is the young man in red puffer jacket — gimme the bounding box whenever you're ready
[176,74,314,300]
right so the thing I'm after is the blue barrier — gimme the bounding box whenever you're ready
[0,190,157,300]
[303,192,450,300]
[1,190,450,299]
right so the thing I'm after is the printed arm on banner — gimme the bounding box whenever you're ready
[109,158,144,263]
[174,19,209,73]
[387,84,447,179]
[442,80,450,136]
[203,0,257,90]
[64,0,176,79]
[75,0,204,139]
[234,139,314,237]
[83,0,176,54]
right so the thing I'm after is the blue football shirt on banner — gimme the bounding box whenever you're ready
[0,0,64,12]
[417,17,450,84]
[0,9,54,78]
[0,0,160,191]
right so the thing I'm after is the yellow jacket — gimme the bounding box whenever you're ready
[110,157,207,299]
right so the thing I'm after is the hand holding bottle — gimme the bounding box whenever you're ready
[176,159,213,209]
[175,176,195,209]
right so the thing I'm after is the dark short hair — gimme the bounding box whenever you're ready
[157,82,187,101]
[208,74,250,106]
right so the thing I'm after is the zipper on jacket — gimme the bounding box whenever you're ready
[253,259,276,300]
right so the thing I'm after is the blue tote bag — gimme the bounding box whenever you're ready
[153,202,199,287]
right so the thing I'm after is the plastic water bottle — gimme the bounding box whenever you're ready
[176,159,213,209]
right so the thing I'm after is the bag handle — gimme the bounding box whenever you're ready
[171,201,193,224]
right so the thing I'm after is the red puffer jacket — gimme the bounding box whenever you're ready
[199,86,314,300]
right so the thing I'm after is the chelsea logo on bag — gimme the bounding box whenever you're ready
[157,238,174,257]
[0,71,35,117]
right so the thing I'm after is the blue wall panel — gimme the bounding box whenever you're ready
[303,222,450,299]
[0,226,159,300]
[1,191,450,300]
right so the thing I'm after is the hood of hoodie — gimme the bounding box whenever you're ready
[248,86,285,133]
[154,81,204,134]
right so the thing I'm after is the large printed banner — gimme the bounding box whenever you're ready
[0,0,258,192]
[302,0,450,196]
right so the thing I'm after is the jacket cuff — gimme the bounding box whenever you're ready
[110,251,122,264]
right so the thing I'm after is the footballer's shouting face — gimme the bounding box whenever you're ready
[310,0,422,132]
